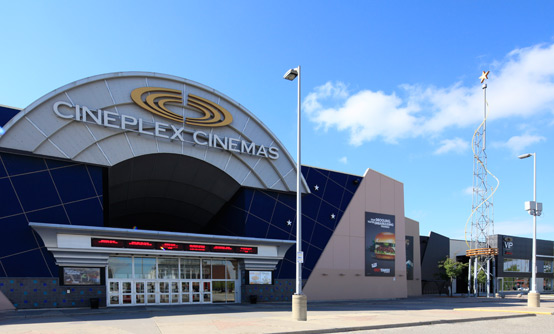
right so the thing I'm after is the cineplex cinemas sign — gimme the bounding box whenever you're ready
[52,87,280,160]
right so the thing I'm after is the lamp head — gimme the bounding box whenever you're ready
[283,68,298,81]
[518,153,533,159]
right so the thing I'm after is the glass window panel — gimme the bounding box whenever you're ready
[203,282,211,292]
[202,259,212,279]
[122,282,132,293]
[123,295,132,304]
[109,282,119,293]
[181,259,200,279]
[182,294,190,303]
[203,293,211,302]
[192,282,200,293]
[108,257,132,279]
[542,260,552,273]
[147,294,156,303]
[136,282,144,293]
[136,295,145,304]
[503,258,530,272]
[172,294,179,303]
[212,260,225,279]
[171,282,179,293]
[134,257,157,279]
[110,295,119,305]
[160,294,169,303]
[192,294,200,302]
[158,258,179,279]
[544,278,553,291]
[212,281,226,303]
[160,282,169,293]
[147,282,156,293]
[181,282,189,293]
[502,277,514,291]
[226,281,235,303]
[226,260,238,279]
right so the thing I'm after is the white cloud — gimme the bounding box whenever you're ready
[304,42,554,146]
[339,156,348,164]
[463,186,473,196]
[493,134,546,154]
[434,137,469,155]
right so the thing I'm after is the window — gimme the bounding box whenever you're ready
[108,257,132,278]
[503,258,530,273]
[203,259,213,279]
[502,277,529,291]
[158,258,179,279]
[134,257,156,279]
[211,260,225,279]
[538,260,553,273]
[180,259,200,279]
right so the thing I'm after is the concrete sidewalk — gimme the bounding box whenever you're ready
[0,295,552,334]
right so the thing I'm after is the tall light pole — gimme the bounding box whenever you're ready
[283,66,307,321]
[518,152,542,307]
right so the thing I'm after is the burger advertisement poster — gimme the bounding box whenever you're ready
[365,212,396,277]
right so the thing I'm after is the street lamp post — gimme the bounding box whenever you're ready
[518,152,542,307]
[283,66,307,321]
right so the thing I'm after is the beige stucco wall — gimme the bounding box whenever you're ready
[0,291,15,311]
[405,218,422,296]
[303,168,407,300]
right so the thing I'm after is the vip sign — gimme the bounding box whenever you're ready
[503,237,514,255]
[52,87,279,160]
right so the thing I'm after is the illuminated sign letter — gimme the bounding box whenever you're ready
[257,145,268,158]
[155,122,170,139]
[103,110,119,129]
[268,147,279,160]
[241,141,256,155]
[170,125,185,141]
[53,101,74,119]
[193,131,208,145]
[121,115,138,129]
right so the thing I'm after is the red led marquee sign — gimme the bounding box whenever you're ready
[91,238,257,254]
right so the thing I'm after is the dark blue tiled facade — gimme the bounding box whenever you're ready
[210,166,359,281]
[0,152,105,280]
[0,107,360,308]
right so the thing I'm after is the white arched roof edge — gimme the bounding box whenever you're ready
[0,72,309,194]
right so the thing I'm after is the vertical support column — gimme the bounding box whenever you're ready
[468,257,472,296]
[473,257,478,296]
[486,258,490,298]
[492,257,497,294]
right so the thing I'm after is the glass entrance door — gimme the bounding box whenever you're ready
[158,281,181,304]
[108,280,133,306]
[107,256,239,306]
[134,281,157,304]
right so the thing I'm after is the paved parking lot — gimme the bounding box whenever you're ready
[0,295,552,333]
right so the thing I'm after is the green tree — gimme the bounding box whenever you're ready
[438,257,468,296]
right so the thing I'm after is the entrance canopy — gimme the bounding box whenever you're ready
[30,222,294,271]
[0,72,308,193]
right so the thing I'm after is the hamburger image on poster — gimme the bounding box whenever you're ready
[365,212,396,277]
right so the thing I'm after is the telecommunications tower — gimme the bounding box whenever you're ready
[465,71,499,297]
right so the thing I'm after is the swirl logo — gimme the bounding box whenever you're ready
[131,87,184,122]
[131,87,232,127]
[185,94,232,127]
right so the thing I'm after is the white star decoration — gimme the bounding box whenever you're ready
[314,185,319,191]
[287,220,292,226]
[330,213,336,219]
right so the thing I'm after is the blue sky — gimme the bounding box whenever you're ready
[1,1,553,242]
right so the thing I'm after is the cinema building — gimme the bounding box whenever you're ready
[0,72,421,309]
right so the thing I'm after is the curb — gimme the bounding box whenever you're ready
[272,313,535,334]
[454,308,554,315]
